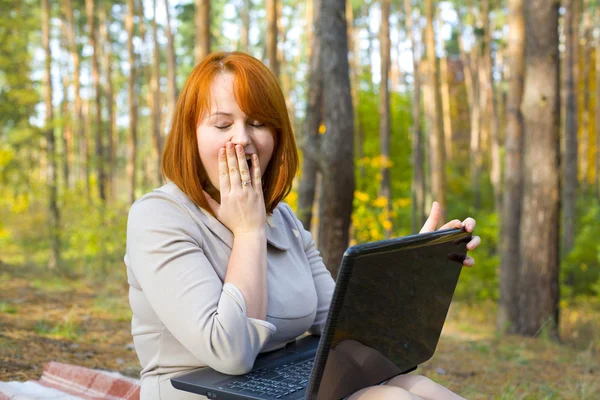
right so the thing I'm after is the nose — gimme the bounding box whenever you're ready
[230,122,252,147]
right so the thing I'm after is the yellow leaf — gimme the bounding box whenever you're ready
[354,191,369,202]
[319,123,326,135]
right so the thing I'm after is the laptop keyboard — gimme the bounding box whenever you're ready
[220,358,314,399]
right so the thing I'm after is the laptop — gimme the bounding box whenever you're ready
[171,228,471,400]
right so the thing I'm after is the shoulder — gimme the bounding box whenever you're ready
[127,182,203,244]
[273,202,303,230]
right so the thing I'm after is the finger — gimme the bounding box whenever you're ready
[420,201,441,233]
[226,142,241,187]
[218,147,230,193]
[466,235,481,251]
[203,190,220,213]
[236,145,252,188]
[439,219,462,230]
[252,154,263,193]
[462,217,476,232]
[463,256,475,267]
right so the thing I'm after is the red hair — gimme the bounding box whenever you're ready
[162,51,299,216]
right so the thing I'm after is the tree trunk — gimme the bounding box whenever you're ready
[126,0,138,204]
[379,0,391,238]
[99,4,115,202]
[596,8,600,199]
[580,0,590,192]
[85,0,105,201]
[195,0,210,64]
[498,0,525,334]
[298,0,322,229]
[59,57,71,192]
[487,12,502,216]
[425,0,446,218]
[405,0,425,233]
[42,0,61,269]
[516,0,560,338]
[563,0,579,259]
[347,1,365,182]
[63,0,88,195]
[152,0,162,186]
[164,0,178,135]
[440,52,453,162]
[318,0,355,278]
[266,0,279,78]
[240,0,251,52]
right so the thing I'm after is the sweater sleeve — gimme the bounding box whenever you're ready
[281,204,335,335]
[126,192,276,375]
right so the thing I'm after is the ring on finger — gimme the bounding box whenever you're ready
[242,179,252,186]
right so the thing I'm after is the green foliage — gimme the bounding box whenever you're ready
[562,200,600,297]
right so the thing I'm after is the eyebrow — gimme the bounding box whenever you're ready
[208,112,234,117]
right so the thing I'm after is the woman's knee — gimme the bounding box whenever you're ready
[348,385,423,400]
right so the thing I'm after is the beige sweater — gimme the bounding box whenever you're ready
[125,182,335,399]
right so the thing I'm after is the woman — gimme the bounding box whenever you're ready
[125,51,480,400]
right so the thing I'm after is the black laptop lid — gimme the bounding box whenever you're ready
[307,228,471,400]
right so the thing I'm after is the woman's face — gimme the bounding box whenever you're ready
[197,72,275,192]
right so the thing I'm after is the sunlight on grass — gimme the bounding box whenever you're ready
[34,315,85,340]
[92,296,132,322]
[0,301,17,314]
[30,277,78,293]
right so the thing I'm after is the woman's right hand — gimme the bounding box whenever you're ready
[203,141,266,236]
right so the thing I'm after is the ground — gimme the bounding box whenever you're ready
[0,262,598,399]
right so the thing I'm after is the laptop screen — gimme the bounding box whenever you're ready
[308,229,470,400]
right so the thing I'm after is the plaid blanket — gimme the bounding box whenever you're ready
[0,362,140,400]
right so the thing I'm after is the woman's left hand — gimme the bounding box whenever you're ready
[419,201,481,267]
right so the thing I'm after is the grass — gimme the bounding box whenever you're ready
[0,262,598,398]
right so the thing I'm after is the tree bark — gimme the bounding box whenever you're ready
[98,4,115,202]
[580,0,590,192]
[440,51,453,162]
[152,0,162,186]
[347,1,365,182]
[318,0,355,278]
[239,0,251,53]
[164,0,178,135]
[266,0,279,78]
[195,0,211,64]
[298,0,322,229]
[425,0,446,217]
[517,0,560,338]
[63,0,88,195]
[405,0,425,233]
[563,0,579,259]
[85,0,105,201]
[379,0,391,238]
[42,0,61,269]
[126,0,138,204]
[498,0,525,334]
[487,11,502,216]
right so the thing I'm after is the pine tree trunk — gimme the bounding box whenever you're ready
[498,0,525,334]
[563,0,579,259]
[266,0,279,77]
[152,0,162,186]
[63,0,88,194]
[164,0,178,135]
[126,0,138,204]
[85,0,105,201]
[425,0,446,217]
[42,0,61,269]
[60,64,71,192]
[240,0,251,52]
[487,13,502,216]
[517,0,560,338]
[318,0,355,278]
[596,8,600,199]
[580,0,591,192]
[347,1,365,182]
[99,4,115,202]
[195,0,211,64]
[440,53,453,162]
[298,0,322,229]
[379,0,391,238]
[405,0,425,233]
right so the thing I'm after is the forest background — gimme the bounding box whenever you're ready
[0,0,599,398]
